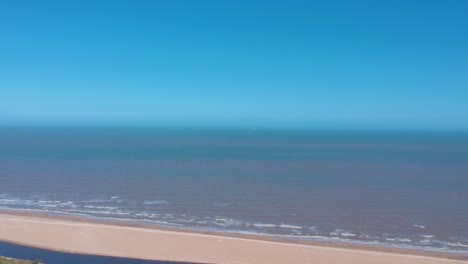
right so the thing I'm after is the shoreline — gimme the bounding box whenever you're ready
[1,208,466,257]
[0,210,467,264]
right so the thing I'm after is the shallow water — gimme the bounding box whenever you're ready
[0,241,190,264]
[1,128,467,252]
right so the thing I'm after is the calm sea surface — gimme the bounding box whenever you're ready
[0,128,467,252]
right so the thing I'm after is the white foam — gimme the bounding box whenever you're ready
[330,229,357,237]
[421,235,435,239]
[252,223,276,228]
[84,205,119,210]
[385,237,411,242]
[279,224,302,229]
[143,200,168,205]
[0,198,77,210]
[86,198,111,203]
[65,209,130,216]
[135,212,161,218]
[445,242,468,248]
[340,232,357,237]
[397,238,412,242]
[0,198,35,206]
[413,225,425,229]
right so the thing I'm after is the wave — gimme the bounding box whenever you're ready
[252,223,276,228]
[445,242,468,248]
[421,235,435,239]
[83,205,119,210]
[135,212,160,218]
[0,198,77,209]
[143,200,168,205]
[278,224,302,229]
[385,237,412,243]
[330,229,357,237]
[340,232,357,237]
[64,209,131,216]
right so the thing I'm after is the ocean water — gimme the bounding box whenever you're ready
[0,128,467,253]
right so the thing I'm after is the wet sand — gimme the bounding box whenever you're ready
[0,212,467,264]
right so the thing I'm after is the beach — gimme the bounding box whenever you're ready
[0,212,466,264]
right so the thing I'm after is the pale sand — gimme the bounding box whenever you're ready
[0,213,466,264]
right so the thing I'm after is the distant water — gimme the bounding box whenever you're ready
[1,128,467,253]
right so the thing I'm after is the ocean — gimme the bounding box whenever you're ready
[0,127,467,253]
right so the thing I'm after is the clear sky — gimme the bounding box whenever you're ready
[0,1,467,130]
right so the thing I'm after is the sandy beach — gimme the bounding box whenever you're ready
[0,212,466,264]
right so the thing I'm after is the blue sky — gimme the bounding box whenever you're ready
[0,1,467,130]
